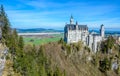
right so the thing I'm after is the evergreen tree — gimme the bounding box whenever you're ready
[0,5,11,47]
[106,36,115,50]
[0,5,5,16]
[18,36,24,50]
[99,57,111,72]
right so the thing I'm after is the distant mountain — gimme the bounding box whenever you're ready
[89,28,120,35]
[17,28,64,33]
[17,28,120,35]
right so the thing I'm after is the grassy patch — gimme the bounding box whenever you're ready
[23,34,63,45]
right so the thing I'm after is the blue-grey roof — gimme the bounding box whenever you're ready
[65,24,88,30]
[93,34,101,36]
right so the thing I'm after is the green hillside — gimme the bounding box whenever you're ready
[23,34,63,45]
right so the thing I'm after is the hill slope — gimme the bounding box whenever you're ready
[43,42,104,76]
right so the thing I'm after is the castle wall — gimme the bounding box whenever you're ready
[93,36,102,53]
[67,30,77,43]
[67,29,88,44]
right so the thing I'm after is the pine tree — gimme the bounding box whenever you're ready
[0,5,5,16]
[0,5,11,47]
[18,36,24,50]
[99,57,111,72]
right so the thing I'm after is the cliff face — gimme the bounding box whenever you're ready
[0,43,9,76]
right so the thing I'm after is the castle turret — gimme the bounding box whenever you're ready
[76,21,78,30]
[70,15,74,24]
[100,24,104,38]
[76,21,78,25]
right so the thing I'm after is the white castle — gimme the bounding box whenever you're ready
[64,16,105,53]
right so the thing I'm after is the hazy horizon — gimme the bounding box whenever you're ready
[15,27,120,30]
[16,27,120,32]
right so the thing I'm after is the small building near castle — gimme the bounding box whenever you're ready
[64,16,105,53]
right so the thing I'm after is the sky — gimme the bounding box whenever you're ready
[0,0,120,29]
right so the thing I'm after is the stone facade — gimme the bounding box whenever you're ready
[64,16,105,53]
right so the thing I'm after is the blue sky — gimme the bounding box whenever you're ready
[0,0,120,29]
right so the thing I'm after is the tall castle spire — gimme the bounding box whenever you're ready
[76,21,78,25]
[70,15,74,24]
[100,24,104,38]
[76,21,78,30]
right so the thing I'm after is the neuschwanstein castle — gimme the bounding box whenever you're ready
[64,16,105,53]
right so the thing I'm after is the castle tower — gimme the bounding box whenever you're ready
[76,21,78,30]
[100,24,104,38]
[76,21,78,25]
[70,15,74,24]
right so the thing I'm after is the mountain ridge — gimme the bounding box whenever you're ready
[16,28,63,33]
[16,28,120,35]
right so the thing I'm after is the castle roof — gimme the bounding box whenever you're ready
[93,34,101,36]
[66,24,88,30]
